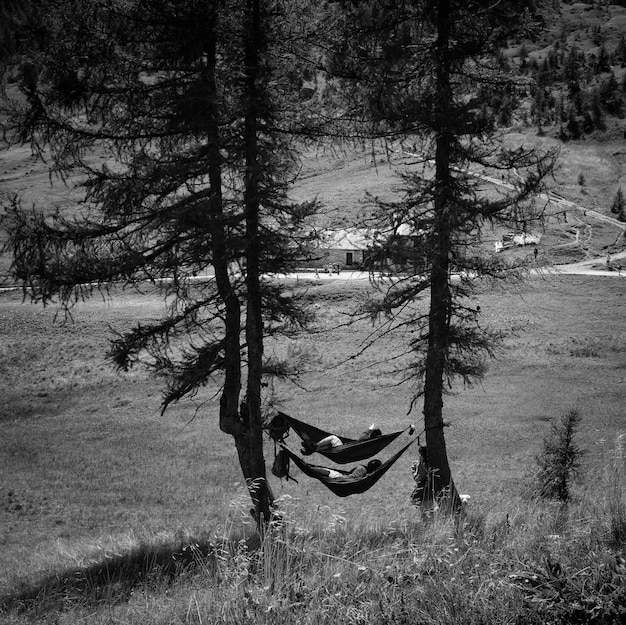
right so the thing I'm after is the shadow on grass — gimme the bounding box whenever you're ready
[0,534,255,616]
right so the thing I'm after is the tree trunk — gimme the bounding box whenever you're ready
[204,10,243,440]
[242,0,274,527]
[205,4,272,524]
[422,0,460,510]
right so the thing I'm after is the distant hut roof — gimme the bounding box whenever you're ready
[396,223,415,236]
[322,228,370,250]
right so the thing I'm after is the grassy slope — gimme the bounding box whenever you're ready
[515,2,626,215]
[1,274,624,593]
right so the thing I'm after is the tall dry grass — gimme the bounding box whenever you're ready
[2,434,624,625]
[602,433,626,546]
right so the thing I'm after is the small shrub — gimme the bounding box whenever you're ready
[533,408,585,503]
[511,553,626,625]
[610,187,625,220]
[570,346,599,358]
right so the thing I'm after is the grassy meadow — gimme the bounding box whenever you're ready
[1,271,625,623]
[1,1,626,618]
[2,135,625,624]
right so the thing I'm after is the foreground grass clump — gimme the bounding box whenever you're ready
[2,456,625,625]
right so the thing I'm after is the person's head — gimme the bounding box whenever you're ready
[367,459,382,472]
[418,445,428,463]
[301,440,316,455]
[369,427,382,438]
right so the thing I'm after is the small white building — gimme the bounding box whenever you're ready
[307,228,370,270]
[513,232,541,246]
[495,231,542,251]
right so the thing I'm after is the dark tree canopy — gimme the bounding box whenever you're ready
[1,0,322,524]
[0,0,34,63]
[325,0,558,505]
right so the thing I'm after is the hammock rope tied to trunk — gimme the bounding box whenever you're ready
[267,411,414,464]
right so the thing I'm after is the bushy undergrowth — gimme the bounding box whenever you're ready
[532,408,585,503]
[1,441,625,625]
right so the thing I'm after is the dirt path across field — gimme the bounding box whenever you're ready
[287,253,626,281]
[554,250,626,276]
[1,254,624,293]
[401,148,626,261]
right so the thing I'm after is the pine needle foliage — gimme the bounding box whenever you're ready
[325,0,558,503]
[0,0,323,522]
[533,408,585,503]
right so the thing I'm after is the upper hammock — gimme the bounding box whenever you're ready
[271,412,411,464]
[280,437,418,497]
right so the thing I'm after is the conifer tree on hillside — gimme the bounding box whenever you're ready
[616,34,626,66]
[0,0,32,63]
[611,187,625,221]
[330,0,557,508]
[0,0,320,525]
[596,43,612,75]
[599,71,623,117]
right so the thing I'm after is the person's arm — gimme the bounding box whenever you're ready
[315,435,335,451]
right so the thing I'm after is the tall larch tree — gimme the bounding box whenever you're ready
[1,0,319,526]
[329,0,558,507]
[0,0,32,63]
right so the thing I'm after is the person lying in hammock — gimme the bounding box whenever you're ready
[308,459,382,481]
[301,423,382,455]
